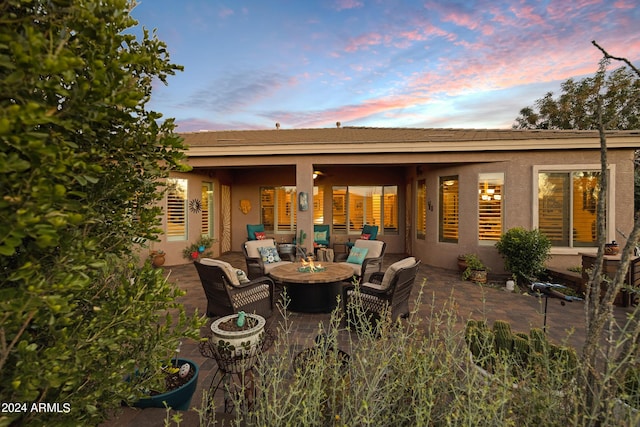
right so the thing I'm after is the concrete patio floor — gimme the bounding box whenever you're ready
[101,252,634,426]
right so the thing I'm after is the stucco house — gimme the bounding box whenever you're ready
[151,126,640,275]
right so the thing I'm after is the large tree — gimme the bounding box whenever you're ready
[0,1,200,425]
[513,66,640,130]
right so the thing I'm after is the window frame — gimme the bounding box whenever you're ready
[331,185,399,235]
[478,172,504,245]
[439,175,459,243]
[166,178,188,241]
[416,179,427,240]
[532,164,615,253]
[201,182,214,238]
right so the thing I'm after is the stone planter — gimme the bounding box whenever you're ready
[209,313,266,373]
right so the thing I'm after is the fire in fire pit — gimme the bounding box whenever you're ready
[298,257,326,273]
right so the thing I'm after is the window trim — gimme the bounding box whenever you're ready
[477,172,504,245]
[532,164,615,254]
[166,178,188,242]
[438,175,459,243]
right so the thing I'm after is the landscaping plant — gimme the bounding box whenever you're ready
[495,227,551,285]
[0,1,203,425]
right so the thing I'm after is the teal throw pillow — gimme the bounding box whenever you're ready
[258,246,281,264]
[346,247,369,265]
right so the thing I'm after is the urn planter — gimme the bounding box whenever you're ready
[209,313,266,373]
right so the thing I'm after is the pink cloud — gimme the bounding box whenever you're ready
[344,32,384,52]
[334,0,364,11]
[218,7,234,18]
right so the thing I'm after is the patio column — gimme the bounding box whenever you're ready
[296,160,314,250]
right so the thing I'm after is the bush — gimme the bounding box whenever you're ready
[495,227,551,284]
[0,1,203,424]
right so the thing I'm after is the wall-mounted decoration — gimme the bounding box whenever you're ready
[189,198,202,214]
[240,199,252,215]
[298,192,309,211]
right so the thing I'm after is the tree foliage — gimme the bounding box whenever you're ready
[513,66,640,130]
[0,1,201,425]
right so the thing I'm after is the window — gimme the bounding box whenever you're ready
[201,182,213,238]
[416,179,426,239]
[260,186,296,232]
[537,170,602,247]
[332,186,398,234]
[166,178,188,241]
[439,176,459,243]
[313,186,324,224]
[478,173,504,242]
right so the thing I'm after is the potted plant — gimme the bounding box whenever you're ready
[457,254,469,272]
[203,312,267,373]
[132,353,200,411]
[462,254,489,284]
[182,236,215,261]
[495,227,551,285]
[150,250,166,268]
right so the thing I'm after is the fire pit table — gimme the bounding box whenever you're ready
[269,262,355,313]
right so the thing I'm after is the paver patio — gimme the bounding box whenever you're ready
[101,252,634,426]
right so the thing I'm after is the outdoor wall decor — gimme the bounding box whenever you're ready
[298,192,309,211]
[240,199,251,214]
[189,198,202,214]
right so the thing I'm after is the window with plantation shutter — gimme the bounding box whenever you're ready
[313,186,324,224]
[416,180,426,239]
[201,182,213,238]
[537,170,601,247]
[331,186,398,235]
[260,186,296,232]
[439,176,458,243]
[166,178,188,241]
[478,173,504,242]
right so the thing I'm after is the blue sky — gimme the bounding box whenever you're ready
[130,0,640,132]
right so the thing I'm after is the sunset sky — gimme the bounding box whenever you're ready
[130,0,640,132]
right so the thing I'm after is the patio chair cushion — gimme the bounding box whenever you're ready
[244,239,277,258]
[258,246,282,264]
[346,247,369,265]
[379,257,416,290]
[247,224,265,240]
[200,258,240,286]
[314,230,327,242]
[353,239,383,258]
[262,260,292,274]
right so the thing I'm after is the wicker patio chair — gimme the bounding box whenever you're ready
[342,257,420,323]
[337,239,386,281]
[194,258,274,318]
[242,238,292,279]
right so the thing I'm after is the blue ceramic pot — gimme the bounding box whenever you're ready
[133,358,199,411]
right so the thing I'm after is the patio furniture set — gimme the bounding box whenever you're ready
[193,223,421,413]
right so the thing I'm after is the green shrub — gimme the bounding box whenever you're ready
[495,227,552,284]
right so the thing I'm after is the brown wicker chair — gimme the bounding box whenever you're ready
[194,258,274,318]
[336,239,387,281]
[342,257,420,324]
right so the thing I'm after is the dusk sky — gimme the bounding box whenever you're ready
[130,0,640,132]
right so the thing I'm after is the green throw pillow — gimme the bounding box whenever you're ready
[346,247,369,265]
[258,246,281,264]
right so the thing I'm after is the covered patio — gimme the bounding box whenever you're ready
[101,252,634,426]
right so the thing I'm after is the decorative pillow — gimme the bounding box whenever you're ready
[314,231,327,241]
[346,247,369,265]
[235,268,250,284]
[258,246,281,264]
[360,233,371,240]
[254,231,266,240]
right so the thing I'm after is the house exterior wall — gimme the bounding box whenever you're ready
[150,128,639,276]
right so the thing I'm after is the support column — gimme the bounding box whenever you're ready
[295,159,314,250]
